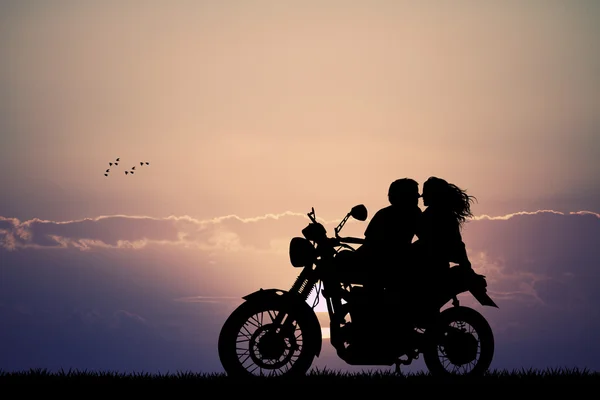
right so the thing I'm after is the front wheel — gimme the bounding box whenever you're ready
[423,306,494,377]
[218,298,319,378]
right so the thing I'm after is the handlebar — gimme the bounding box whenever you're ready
[307,207,317,223]
[337,236,366,245]
[326,237,356,251]
[337,242,356,251]
[307,207,365,246]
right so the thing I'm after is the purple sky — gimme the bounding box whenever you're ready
[1,210,599,373]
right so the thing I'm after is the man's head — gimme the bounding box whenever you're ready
[388,178,420,207]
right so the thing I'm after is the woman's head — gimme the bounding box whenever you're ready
[422,176,476,225]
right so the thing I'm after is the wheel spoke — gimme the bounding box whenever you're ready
[241,324,254,338]
[225,305,310,377]
[435,318,484,375]
[240,353,251,365]
[246,314,263,329]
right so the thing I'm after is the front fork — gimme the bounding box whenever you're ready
[270,266,319,337]
[321,278,351,349]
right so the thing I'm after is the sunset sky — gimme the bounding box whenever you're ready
[1,1,599,374]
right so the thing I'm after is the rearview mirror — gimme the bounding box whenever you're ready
[350,204,368,221]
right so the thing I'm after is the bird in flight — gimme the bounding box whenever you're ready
[126,162,150,175]
[104,158,149,177]
[104,157,120,176]
[108,157,119,168]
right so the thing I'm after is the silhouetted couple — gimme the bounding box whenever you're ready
[334,176,476,314]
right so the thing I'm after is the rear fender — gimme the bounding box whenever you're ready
[242,288,323,356]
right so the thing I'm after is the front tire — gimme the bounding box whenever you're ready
[423,306,494,377]
[218,298,319,378]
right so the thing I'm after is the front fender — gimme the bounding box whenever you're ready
[242,288,323,357]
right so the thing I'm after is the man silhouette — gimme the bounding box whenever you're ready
[335,178,422,291]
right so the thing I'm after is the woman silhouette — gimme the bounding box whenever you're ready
[412,176,476,284]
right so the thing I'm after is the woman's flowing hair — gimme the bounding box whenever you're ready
[424,177,477,227]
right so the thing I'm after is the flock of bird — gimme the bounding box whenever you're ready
[104,157,150,177]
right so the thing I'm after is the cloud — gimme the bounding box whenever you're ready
[0,212,328,252]
[463,210,600,315]
[1,209,599,372]
[455,210,600,370]
[465,210,600,283]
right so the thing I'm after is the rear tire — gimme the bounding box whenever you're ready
[423,306,494,377]
[218,298,319,379]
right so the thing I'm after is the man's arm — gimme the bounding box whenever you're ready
[336,210,375,245]
[363,208,383,239]
[413,207,424,241]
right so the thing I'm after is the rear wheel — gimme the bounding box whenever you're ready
[423,306,494,377]
[218,298,319,378]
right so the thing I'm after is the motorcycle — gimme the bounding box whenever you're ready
[218,204,498,378]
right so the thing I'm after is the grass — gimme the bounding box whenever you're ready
[1,367,598,386]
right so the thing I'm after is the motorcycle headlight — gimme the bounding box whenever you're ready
[289,237,316,268]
